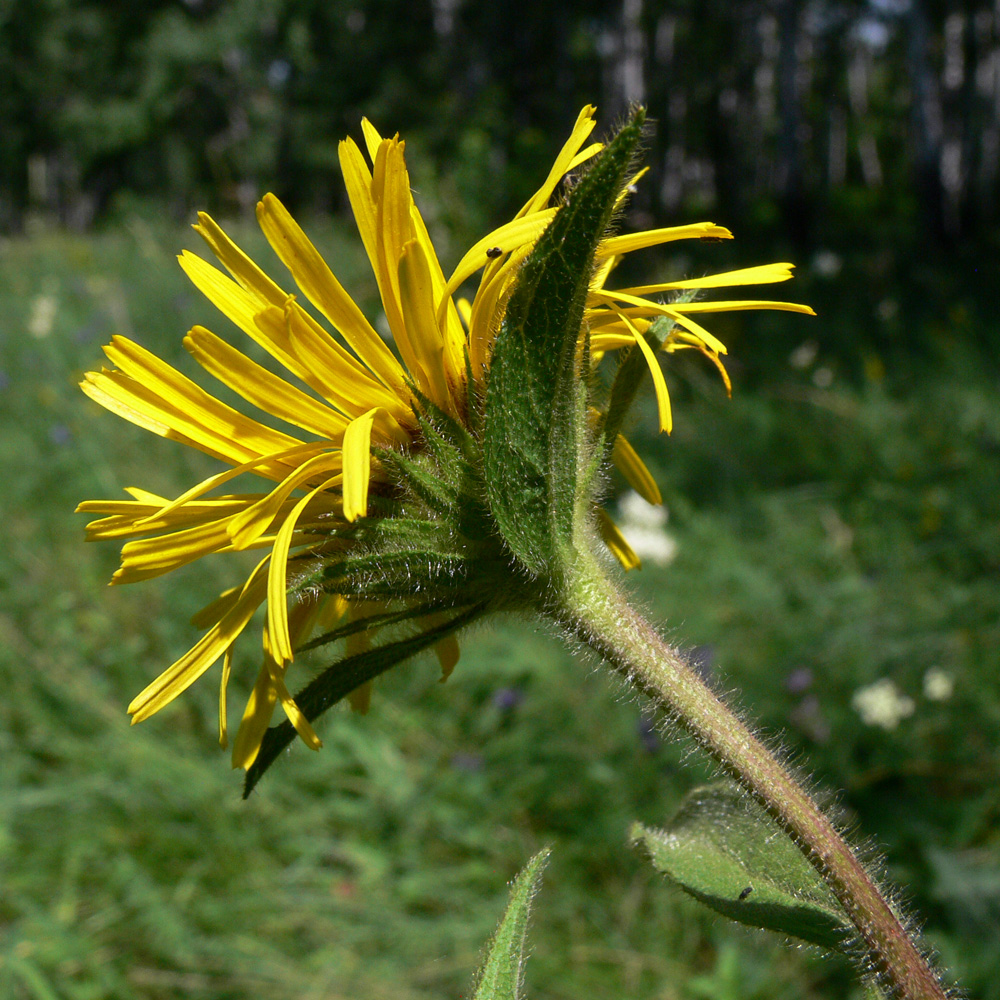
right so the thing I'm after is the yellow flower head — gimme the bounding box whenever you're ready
[78,106,813,775]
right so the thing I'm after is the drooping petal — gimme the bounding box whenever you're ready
[266,475,341,665]
[128,557,270,723]
[620,312,673,434]
[261,611,322,748]
[231,663,278,770]
[226,452,343,550]
[589,289,729,355]
[342,409,379,522]
[219,644,235,747]
[597,508,641,571]
[612,435,663,506]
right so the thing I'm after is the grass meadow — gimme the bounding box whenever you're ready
[1,217,999,999]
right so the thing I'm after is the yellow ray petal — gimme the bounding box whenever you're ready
[81,369,175,438]
[194,586,242,630]
[253,301,413,428]
[128,557,269,722]
[184,325,350,439]
[231,663,278,769]
[219,643,235,747]
[82,368,289,469]
[518,104,599,217]
[408,201,467,391]
[467,242,534,375]
[568,141,605,171]
[590,254,618,293]
[439,210,557,314]
[656,307,729,355]
[266,475,340,665]
[612,434,663,506]
[398,238,455,412]
[261,616,321,748]
[598,223,733,258]
[179,250,264,337]
[597,508,641,571]
[182,246,404,425]
[338,137,381,284]
[670,299,817,316]
[193,212,287,309]
[256,193,408,393]
[589,290,729,355]
[360,117,385,162]
[226,452,343,550]
[115,517,245,585]
[370,140,411,344]
[621,311,672,434]
[613,166,651,213]
[614,263,798,295]
[587,329,634,352]
[83,497,259,541]
[342,408,379,522]
[101,335,306,457]
[136,441,334,527]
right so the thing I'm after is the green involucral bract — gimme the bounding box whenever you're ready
[483,110,646,575]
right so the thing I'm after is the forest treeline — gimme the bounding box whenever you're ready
[1,1,996,313]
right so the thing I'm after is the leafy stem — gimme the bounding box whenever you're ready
[550,546,948,1000]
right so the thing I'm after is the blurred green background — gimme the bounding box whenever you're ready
[2,2,999,998]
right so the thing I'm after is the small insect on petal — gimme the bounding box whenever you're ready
[486,247,503,259]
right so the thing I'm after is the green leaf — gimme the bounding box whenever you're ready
[243,602,487,797]
[472,848,551,1000]
[631,783,857,953]
[484,110,645,574]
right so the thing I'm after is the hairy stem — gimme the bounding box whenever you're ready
[552,551,948,1000]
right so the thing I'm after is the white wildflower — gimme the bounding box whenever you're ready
[28,293,58,339]
[923,668,954,702]
[617,491,677,567]
[852,679,915,731]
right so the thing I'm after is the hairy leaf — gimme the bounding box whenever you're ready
[473,848,551,1000]
[632,783,856,953]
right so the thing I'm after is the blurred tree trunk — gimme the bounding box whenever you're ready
[776,0,809,248]
[907,0,947,243]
